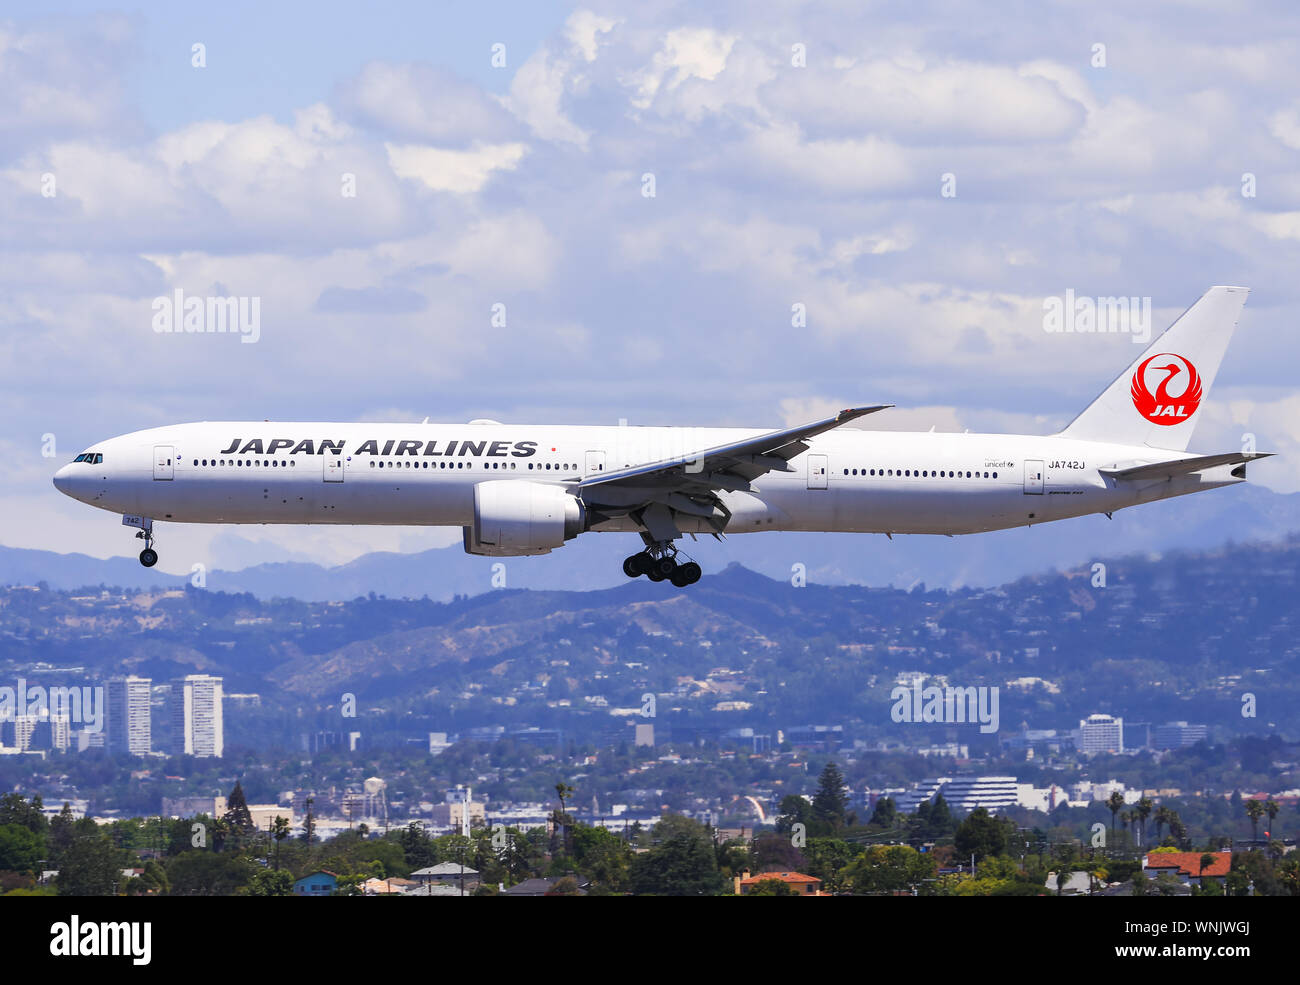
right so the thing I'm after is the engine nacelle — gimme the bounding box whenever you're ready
[463,480,585,557]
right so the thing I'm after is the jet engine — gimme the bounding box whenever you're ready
[463,480,585,556]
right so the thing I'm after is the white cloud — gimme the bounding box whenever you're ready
[565,10,619,62]
[386,141,528,194]
[627,27,738,109]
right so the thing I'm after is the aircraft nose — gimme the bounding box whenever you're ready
[53,464,72,494]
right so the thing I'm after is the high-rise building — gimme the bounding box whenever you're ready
[895,776,1020,814]
[106,677,152,755]
[1153,721,1208,750]
[169,675,224,758]
[1078,714,1124,754]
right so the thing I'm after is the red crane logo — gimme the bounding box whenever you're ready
[1131,353,1202,425]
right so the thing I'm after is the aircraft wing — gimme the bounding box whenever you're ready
[1101,451,1273,481]
[574,405,891,535]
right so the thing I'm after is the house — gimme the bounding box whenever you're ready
[361,877,417,895]
[734,870,825,896]
[410,861,480,888]
[293,870,339,896]
[403,883,473,896]
[502,875,590,896]
[1141,851,1231,888]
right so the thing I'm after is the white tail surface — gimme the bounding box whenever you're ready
[1058,286,1249,451]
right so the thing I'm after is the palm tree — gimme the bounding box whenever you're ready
[1245,800,1265,842]
[1153,805,1173,843]
[1134,798,1153,847]
[1264,799,1279,840]
[272,815,291,870]
[1106,791,1125,833]
[1119,810,1133,844]
[1167,812,1187,849]
[1091,866,1109,895]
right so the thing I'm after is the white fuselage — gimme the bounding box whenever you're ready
[53,420,1243,537]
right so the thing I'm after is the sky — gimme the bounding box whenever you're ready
[4,0,1300,572]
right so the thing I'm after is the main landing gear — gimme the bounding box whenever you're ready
[623,540,702,587]
[124,515,158,567]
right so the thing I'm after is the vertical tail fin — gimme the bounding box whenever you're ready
[1058,286,1248,451]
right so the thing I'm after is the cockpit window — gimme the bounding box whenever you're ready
[75,453,103,464]
[93,453,103,464]
[73,454,87,463]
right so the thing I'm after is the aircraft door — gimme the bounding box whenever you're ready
[585,450,606,477]
[807,454,828,490]
[153,445,174,480]
[324,453,344,482]
[1023,459,1044,494]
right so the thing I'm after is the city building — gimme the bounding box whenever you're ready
[1152,721,1209,750]
[896,777,1019,814]
[162,796,227,819]
[1078,714,1124,755]
[106,677,152,756]
[168,675,223,758]
[429,786,485,831]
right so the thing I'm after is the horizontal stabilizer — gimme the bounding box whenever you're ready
[1101,451,1273,481]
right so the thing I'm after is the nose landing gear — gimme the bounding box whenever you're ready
[123,515,158,567]
[622,539,702,587]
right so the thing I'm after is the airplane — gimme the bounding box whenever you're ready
[53,286,1271,588]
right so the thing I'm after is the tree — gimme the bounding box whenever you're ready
[0,793,48,835]
[48,803,77,867]
[570,824,632,893]
[811,762,849,834]
[869,797,897,829]
[243,869,293,896]
[166,850,252,896]
[1245,800,1264,842]
[752,832,806,873]
[272,815,291,871]
[223,781,254,834]
[803,838,857,893]
[399,822,434,870]
[0,825,44,872]
[1134,798,1153,846]
[774,795,814,836]
[57,827,123,896]
[1106,791,1125,831]
[843,845,935,895]
[551,783,575,856]
[746,877,797,896]
[629,815,725,896]
[953,808,1013,862]
[1153,805,1173,843]
[125,860,169,896]
[301,797,316,846]
[1263,799,1279,840]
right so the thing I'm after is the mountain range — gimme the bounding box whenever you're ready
[7,482,1298,600]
